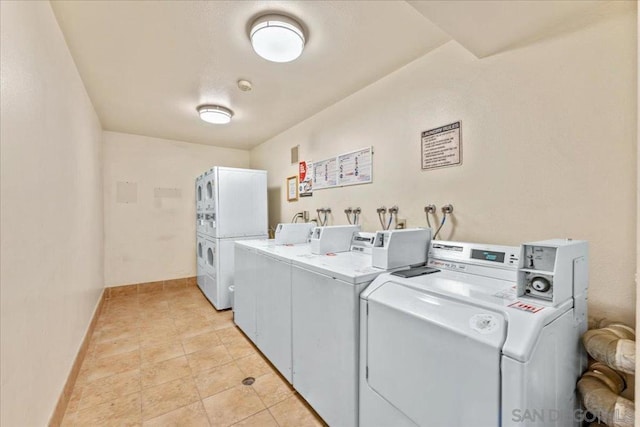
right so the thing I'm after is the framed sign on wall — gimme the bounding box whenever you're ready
[286,175,298,202]
[421,121,462,171]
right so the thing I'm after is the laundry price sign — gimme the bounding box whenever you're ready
[421,121,462,170]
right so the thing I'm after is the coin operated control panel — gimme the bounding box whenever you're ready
[372,228,431,270]
[349,232,376,255]
[310,225,361,255]
[517,239,588,318]
[274,223,316,245]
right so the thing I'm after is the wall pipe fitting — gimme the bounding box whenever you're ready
[578,362,634,427]
[583,323,636,375]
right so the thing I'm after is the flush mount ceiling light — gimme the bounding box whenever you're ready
[197,105,233,125]
[250,14,306,63]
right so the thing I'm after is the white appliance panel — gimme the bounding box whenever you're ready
[196,233,206,288]
[196,213,207,235]
[291,265,366,427]
[204,171,215,211]
[215,168,267,238]
[233,244,259,341]
[196,176,204,212]
[366,282,505,426]
[501,310,582,427]
[358,298,418,427]
[198,238,217,303]
[256,254,292,382]
[292,251,386,284]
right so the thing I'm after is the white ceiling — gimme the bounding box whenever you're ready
[50,0,609,150]
[50,1,450,150]
[408,0,608,58]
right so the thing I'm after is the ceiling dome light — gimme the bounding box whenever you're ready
[197,105,233,124]
[250,14,305,63]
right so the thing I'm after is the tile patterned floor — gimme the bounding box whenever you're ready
[62,285,326,427]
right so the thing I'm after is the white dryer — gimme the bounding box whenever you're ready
[359,239,588,427]
[196,233,206,288]
[203,169,215,212]
[195,167,268,309]
[201,236,262,310]
[196,174,205,212]
[289,229,430,427]
[202,237,217,302]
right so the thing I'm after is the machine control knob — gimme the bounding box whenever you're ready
[531,277,551,292]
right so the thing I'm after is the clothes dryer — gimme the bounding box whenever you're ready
[359,239,588,427]
[195,174,204,212]
[194,167,268,309]
[196,233,206,288]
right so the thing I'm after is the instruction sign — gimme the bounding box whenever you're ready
[421,121,462,170]
[338,147,372,186]
[313,158,338,190]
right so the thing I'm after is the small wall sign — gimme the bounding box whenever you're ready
[287,175,298,202]
[421,121,462,170]
[298,161,313,197]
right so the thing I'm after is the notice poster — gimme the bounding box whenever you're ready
[421,121,462,170]
[312,158,338,190]
[337,147,372,186]
[298,161,313,197]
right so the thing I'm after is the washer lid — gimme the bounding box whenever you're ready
[258,242,312,263]
[362,272,566,362]
[366,281,505,426]
[367,280,507,349]
[291,252,387,284]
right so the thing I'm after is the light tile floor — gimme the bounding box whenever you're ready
[62,285,326,427]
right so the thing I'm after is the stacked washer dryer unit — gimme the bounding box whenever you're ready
[197,167,267,310]
[359,239,588,427]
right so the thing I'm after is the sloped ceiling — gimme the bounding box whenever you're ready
[51,0,611,149]
[408,0,608,58]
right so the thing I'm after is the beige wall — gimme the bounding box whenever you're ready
[103,131,250,286]
[0,1,104,425]
[251,3,637,325]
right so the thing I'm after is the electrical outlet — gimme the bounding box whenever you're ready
[396,219,407,229]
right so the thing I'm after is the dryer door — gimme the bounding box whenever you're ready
[196,236,206,287]
[365,281,506,427]
[196,182,203,210]
[205,176,215,210]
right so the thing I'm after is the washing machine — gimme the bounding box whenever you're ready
[289,229,431,427]
[359,239,588,427]
[234,239,314,383]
